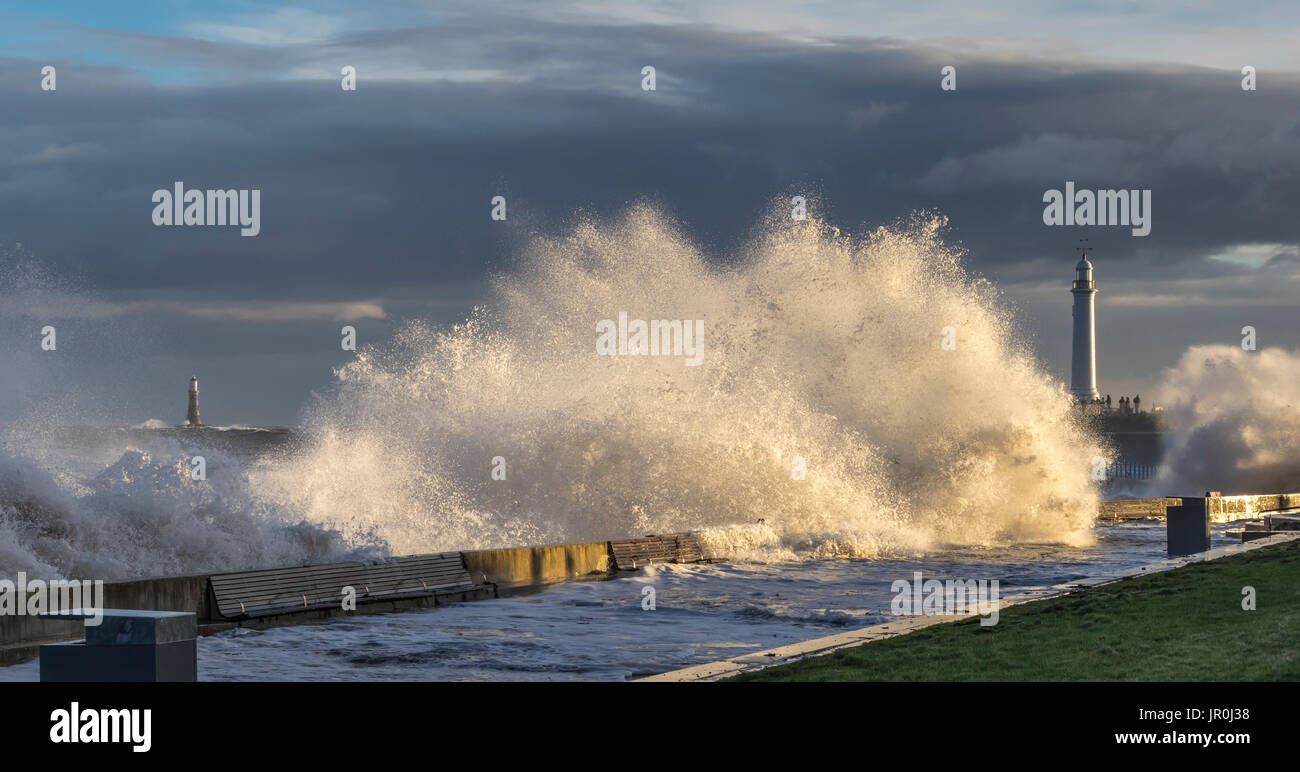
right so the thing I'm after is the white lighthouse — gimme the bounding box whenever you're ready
[1069,252,1100,402]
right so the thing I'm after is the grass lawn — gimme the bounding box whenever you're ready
[730,539,1300,681]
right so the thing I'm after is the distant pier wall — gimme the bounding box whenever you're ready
[1105,431,1166,466]
[1097,497,1179,520]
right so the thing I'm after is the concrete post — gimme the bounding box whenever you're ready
[39,610,198,682]
[1166,498,1211,557]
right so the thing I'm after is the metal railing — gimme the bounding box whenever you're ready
[1107,462,1158,481]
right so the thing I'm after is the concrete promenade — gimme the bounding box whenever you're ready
[636,530,1300,682]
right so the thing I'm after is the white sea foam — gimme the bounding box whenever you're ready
[1150,345,1300,495]
[0,438,377,580]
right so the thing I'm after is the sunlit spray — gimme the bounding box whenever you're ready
[258,203,1105,561]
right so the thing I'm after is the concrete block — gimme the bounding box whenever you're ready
[39,639,197,682]
[36,609,198,682]
[36,608,197,646]
[85,610,197,646]
[1167,498,1211,557]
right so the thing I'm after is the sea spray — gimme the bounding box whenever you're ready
[1150,345,1300,495]
[256,205,1105,560]
[1,246,380,579]
[0,438,379,580]
[2,208,1110,579]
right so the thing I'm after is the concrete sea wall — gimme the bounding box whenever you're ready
[0,534,687,664]
[1096,492,1300,522]
[462,541,613,591]
[1205,493,1300,522]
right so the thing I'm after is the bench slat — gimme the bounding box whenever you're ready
[209,552,479,619]
[610,533,713,570]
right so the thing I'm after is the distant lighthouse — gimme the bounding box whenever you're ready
[186,376,202,426]
[1069,252,1100,401]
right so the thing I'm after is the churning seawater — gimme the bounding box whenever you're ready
[0,521,1242,682]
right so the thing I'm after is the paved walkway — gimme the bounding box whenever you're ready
[636,531,1300,682]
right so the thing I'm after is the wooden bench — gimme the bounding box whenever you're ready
[208,552,479,620]
[610,532,713,571]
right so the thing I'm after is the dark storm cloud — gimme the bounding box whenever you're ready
[3,19,1298,295]
[2,14,1298,420]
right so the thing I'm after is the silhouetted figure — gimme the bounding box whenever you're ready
[1133,394,1141,413]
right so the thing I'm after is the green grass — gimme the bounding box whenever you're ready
[730,539,1300,681]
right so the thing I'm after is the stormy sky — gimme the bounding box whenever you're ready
[1,1,1298,425]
